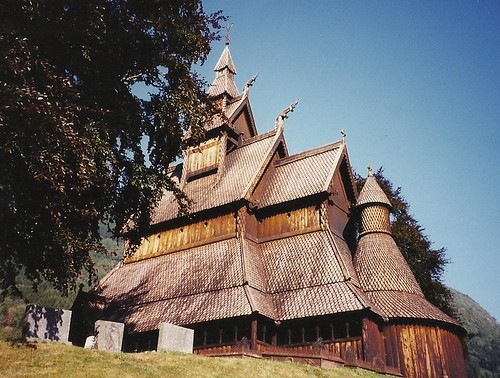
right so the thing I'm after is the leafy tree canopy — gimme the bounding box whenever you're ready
[0,0,224,295]
[355,168,455,317]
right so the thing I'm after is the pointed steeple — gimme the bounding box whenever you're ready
[356,172,392,237]
[208,43,239,100]
[353,174,460,325]
[356,168,391,209]
[354,173,423,295]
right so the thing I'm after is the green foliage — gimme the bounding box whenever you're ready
[355,168,455,317]
[0,1,224,294]
[451,288,500,377]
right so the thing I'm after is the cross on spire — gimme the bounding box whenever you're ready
[225,23,233,45]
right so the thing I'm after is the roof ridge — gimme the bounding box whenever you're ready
[275,140,342,167]
[239,128,278,147]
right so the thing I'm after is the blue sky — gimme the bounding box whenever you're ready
[198,1,500,320]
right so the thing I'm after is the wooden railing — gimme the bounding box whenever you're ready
[194,338,401,376]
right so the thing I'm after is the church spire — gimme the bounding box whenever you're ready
[354,174,424,296]
[208,43,239,101]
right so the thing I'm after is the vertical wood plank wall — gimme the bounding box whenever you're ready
[362,319,386,366]
[186,138,220,173]
[384,324,467,378]
[256,206,320,241]
[125,213,236,262]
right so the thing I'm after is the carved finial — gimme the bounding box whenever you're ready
[275,99,299,129]
[243,73,259,95]
[225,23,233,45]
[367,164,373,177]
[340,129,346,143]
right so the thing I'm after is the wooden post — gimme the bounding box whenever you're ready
[251,319,258,350]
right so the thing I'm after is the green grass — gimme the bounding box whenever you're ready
[0,341,385,378]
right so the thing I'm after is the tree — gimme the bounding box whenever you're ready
[0,1,224,295]
[355,168,456,317]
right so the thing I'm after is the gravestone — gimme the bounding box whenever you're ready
[84,335,96,349]
[157,323,194,353]
[94,320,124,352]
[23,304,72,343]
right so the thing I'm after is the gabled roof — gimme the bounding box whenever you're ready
[206,94,258,137]
[152,129,281,225]
[257,141,345,208]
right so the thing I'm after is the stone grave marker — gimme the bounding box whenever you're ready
[23,304,72,343]
[94,320,124,352]
[157,322,194,353]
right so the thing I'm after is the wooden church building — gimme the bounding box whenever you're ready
[72,43,467,377]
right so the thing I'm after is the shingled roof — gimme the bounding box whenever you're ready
[356,174,391,208]
[151,129,281,225]
[258,142,344,208]
[89,45,410,335]
[208,44,239,99]
[354,175,460,326]
[260,231,380,320]
[95,237,262,332]
[94,227,377,332]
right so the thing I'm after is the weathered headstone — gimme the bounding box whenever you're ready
[84,335,97,349]
[94,320,124,352]
[157,323,194,353]
[23,304,72,343]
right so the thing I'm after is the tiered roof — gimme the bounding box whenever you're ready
[90,44,462,336]
[94,135,375,332]
[151,129,280,225]
[353,175,460,326]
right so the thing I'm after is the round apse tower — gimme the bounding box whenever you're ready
[353,170,467,378]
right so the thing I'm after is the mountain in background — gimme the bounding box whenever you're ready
[1,252,498,376]
[451,288,500,377]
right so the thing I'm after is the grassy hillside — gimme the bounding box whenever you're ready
[0,341,384,378]
[452,288,500,377]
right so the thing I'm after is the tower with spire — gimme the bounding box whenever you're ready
[72,42,467,378]
[354,170,466,377]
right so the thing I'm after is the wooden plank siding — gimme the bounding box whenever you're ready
[256,206,321,242]
[185,138,220,175]
[362,318,386,367]
[125,213,236,263]
[383,324,467,378]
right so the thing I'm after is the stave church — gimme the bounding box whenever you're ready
[71,41,467,377]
